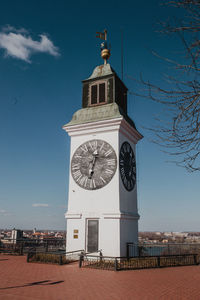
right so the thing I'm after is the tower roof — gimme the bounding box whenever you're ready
[63,102,136,129]
[83,63,128,91]
[87,64,114,80]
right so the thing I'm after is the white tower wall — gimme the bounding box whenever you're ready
[64,116,142,257]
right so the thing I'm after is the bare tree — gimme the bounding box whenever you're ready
[141,0,200,171]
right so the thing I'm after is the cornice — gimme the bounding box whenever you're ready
[103,212,140,220]
[120,119,143,144]
[65,213,82,219]
[63,117,123,136]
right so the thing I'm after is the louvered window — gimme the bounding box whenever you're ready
[99,83,105,103]
[91,85,97,104]
[90,81,106,105]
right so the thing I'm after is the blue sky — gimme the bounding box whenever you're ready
[0,0,199,231]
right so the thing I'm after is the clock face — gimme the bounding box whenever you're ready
[71,139,117,190]
[119,141,136,191]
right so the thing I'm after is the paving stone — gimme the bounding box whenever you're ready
[1,255,200,300]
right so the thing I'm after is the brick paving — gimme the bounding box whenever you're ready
[1,255,200,300]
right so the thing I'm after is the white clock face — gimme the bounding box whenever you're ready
[71,139,117,190]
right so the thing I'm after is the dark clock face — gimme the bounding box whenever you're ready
[119,141,136,191]
[71,139,117,190]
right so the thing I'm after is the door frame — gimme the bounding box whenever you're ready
[85,218,99,253]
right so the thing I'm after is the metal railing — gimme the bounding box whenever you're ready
[126,243,200,259]
[118,254,199,270]
[79,253,200,271]
[79,243,200,271]
[27,249,83,265]
[0,238,66,255]
[79,253,116,270]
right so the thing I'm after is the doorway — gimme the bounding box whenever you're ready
[87,219,99,253]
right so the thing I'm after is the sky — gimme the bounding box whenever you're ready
[0,0,200,231]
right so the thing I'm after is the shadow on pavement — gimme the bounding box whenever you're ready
[0,259,9,261]
[0,280,64,290]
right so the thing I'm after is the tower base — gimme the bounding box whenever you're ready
[65,212,139,257]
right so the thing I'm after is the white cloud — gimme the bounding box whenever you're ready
[32,203,49,207]
[0,209,13,216]
[0,26,60,63]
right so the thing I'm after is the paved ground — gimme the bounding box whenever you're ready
[1,255,200,300]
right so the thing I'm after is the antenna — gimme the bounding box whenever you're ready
[121,28,124,81]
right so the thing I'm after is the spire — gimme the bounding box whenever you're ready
[96,29,111,64]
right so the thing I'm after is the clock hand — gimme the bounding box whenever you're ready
[88,151,98,179]
[88,168,94,179]
[89,159,95,178]
[129,155,132,176]
[93,149,98,156]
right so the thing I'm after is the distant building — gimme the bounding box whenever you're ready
[11,229,23,244]
[162,239,169,243]
[164,232,173,237]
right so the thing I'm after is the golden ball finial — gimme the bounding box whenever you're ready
[101,48,110,62]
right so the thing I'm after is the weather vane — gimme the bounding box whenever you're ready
[96,29,111,64]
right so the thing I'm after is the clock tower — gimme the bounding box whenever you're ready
[63,32,143,257]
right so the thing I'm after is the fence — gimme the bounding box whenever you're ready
[79,253,199,271]
[126,243,200,258]
[27,249,83,265]
[0,238,66,255]
[79,243,200,271]
[2,240,200,270]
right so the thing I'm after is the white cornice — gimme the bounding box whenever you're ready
[119,119,143,144]
[63,117,143,142]
[65,212,140,220]
[63,117,123,136]
[65,213,82,219]
[103,212,140,220]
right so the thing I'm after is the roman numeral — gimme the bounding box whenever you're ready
[89,140,97,151]
[79,176,88,186]
[107,159,115,166]
[99,142,104,152]
[120,167,125,176]
[71,163,80,170]
[80,144,88,153]
[75,154,82,159]
[73,170,81,179]
[84,177,88,187]
[120,151,125,157]
[119,159,124,166]
[76,175,83,182]
[89,179,93,189]
[130,179,134,187]
[105,169,113,175]
[100,176,106,184]
[105,148,113,157]
[93,179,96,188]
[124,177,128,186]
